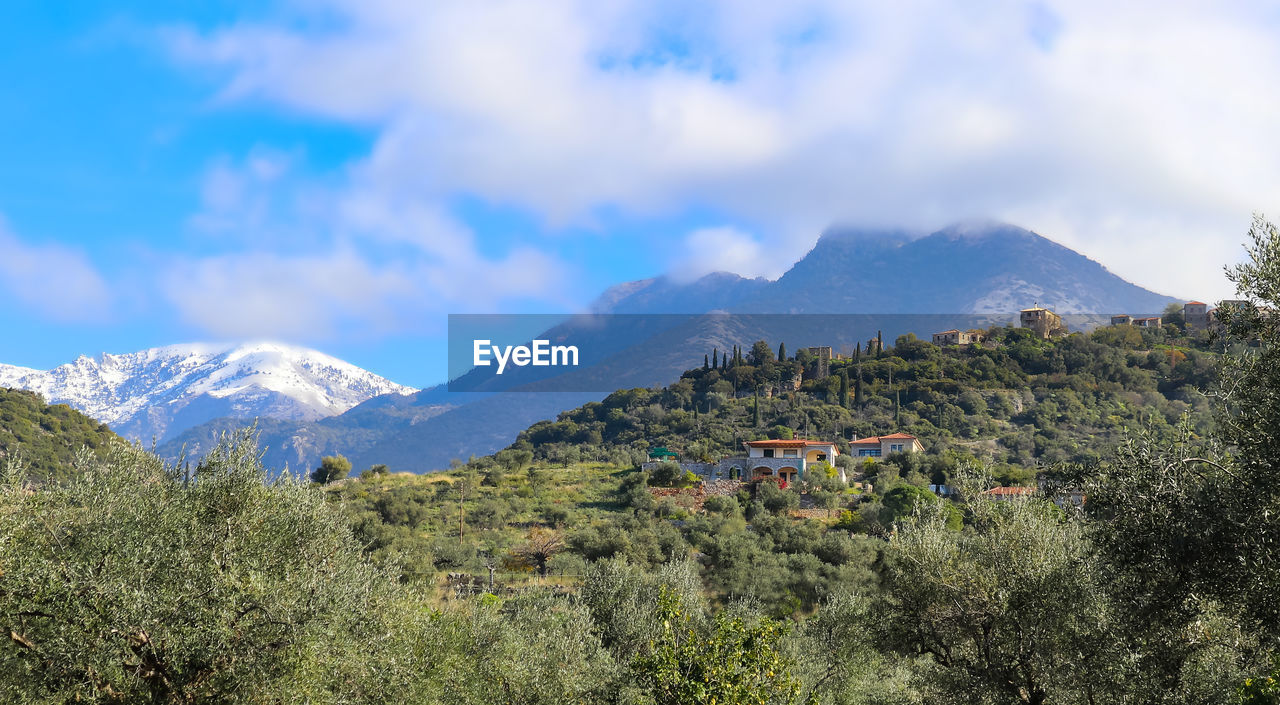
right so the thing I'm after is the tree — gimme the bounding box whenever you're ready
[0,432,419,702]
[778,342,787,362]
[1161,301,1185,330]
[878,493,1121,704]
[1076,216,1280,697]
[508,527,565,578]
[361,463,390,480]
[631,588,806,705]
[311,454,351,484]
[749,340,776,366]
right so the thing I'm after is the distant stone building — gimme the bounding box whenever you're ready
[1110,314,1132,326]
[805,346,833,379]
[1133,316,1162,328]
[1184,301,1210,330]
[932,329,983,346]
[1020,306,1066,339]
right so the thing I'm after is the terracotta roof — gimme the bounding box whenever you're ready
[934,329,961,335]
[983,486,1036,496]
[850,433,917,445]
[1186,301,1206,305]
[880,432,918,440]
[744,439,835,448]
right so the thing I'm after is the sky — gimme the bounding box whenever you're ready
[1,1,1278,387]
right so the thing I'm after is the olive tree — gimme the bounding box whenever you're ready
[0,433,420,703]
[877,495,1121,704]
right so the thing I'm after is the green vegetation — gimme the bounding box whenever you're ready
[0,387,120,481]
[512,321,1218,478]
[4,219,1280,702]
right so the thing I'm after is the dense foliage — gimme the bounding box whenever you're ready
[512,323,1218,476]
[0,387,119,481]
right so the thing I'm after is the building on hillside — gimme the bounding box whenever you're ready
[1133,316,1162,328]
[984,484,1086,508]
[642,438,844,486]
[932,329,983,346]
[739,439,840,485]
[849,432,924,459]
[982,486,1036,502]
[805,346,833,379]
[1184,301,1210,330]
[1110,314,1132,326]
[1020,306,1066,339]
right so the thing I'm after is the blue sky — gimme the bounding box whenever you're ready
[1,1,1278,387]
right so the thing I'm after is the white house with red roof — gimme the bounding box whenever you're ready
[739,438,840,485]
[849,432,924,459]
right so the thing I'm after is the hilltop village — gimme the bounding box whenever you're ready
[610,299,1224,508]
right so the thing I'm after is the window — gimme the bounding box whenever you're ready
[783,449,798,458]
[815,453,826,462]
[890,444,903,452]
[858,449,881,458]
[762,449,774,458]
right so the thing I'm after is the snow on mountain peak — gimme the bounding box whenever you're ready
[0,342,415,442]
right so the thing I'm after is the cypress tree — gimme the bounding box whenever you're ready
[713,348,719,368]
[704,353,709,370]
[855,342,864,406]
[753,386,761,427]
[778,342,787,361]
[839,371,850,408]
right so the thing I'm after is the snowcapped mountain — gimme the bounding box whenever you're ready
[0,342,415,443]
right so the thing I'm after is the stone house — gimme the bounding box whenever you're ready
[1020,306,1066,339]
[849,432,924,459]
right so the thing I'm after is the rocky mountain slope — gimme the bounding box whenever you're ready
[598,222,1176,315]
[0,342,415,443]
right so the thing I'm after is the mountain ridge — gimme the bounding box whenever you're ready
[597,222,1178,315]
[0,342,416,443]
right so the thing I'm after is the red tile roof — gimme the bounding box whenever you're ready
[744,439,834,448]
[880,432,917,440]
[1186,301,1206,305]
[983,486,1036,496]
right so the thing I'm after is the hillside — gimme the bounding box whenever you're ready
[0,387,121,480]
[505,324,1217,479]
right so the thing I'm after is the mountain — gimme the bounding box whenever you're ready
[165,221,1182,473]
[599,222,1176,315]
[0,387,122,481]
[0,343,416,443]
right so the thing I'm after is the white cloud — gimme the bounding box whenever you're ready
[162,145,578,341]
[165,1,1280,302]
[0,221,113,323]
[669,226,767,283]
